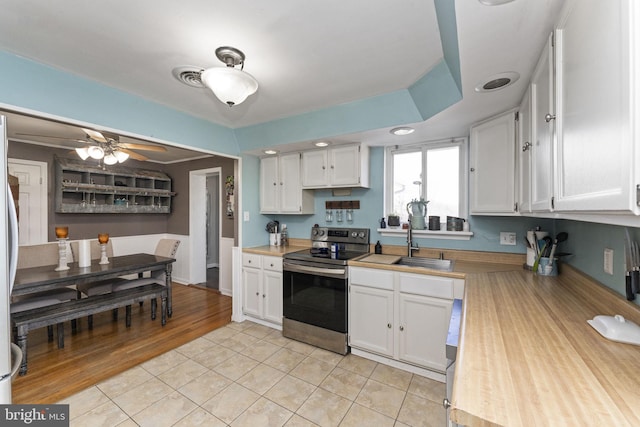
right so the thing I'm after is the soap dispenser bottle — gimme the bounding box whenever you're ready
[375,241,382,254]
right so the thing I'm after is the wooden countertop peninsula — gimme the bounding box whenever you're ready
[452,266,640,427]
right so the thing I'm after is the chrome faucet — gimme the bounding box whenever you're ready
[407,216,419,257]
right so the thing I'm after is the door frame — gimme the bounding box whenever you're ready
[189,167,222,285]
[8,158,48,244]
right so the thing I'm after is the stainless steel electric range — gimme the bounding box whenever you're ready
[282,226,370,355]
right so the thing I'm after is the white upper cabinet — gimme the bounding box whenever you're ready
[301,144,370,188]
[469,111,518,215]
[530,33,555,212]
[553,0,637,213]
[519,87,533,213]
[260,153,314,214]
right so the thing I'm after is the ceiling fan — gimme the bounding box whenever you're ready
[15,128,167,164]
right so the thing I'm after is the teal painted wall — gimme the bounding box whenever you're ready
[0,51,238,155]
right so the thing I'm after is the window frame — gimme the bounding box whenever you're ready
[383,137,469,222]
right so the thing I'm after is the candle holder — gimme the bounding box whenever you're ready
[98,233,110,265]
[54,238,70,271]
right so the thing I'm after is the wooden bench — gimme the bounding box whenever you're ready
[12,283,167,376]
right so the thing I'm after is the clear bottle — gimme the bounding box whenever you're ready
[280,224,289,246]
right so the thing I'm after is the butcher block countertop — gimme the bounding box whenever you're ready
[452,266,640,427]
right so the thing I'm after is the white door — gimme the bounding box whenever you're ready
[530,33,555,212]
[330,145,360,186]
[8,159,47,244]
[469,112,517,214]
[398,293,450,372]
[279,153,301,213]
[349,285,394,357]
[301,150,328,188]
[519,88,533,213]
[263,270,283,324]
[259,156,279,213]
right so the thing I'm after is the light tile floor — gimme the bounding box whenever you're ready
[60,321,446,427]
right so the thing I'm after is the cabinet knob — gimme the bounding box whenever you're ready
[387,323,392,329]
[470,168,475,172]
[270,263,274,267]
[248,260,251,264]
[330,165,334,169]
[273,182,277,186]
[399,325,404,331]
[522,141,532,152]
[322,165,326,170]
[280,182,283,185]
[545,113,556,122]
[255,292,259,296]
[263,294,266,298]
[443,398,451,409]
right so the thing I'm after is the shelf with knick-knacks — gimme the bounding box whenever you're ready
[55,156,176,214]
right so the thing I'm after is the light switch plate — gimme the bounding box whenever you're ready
[243,211,250,222]
[604,248,614,275]
[500,232,517,245]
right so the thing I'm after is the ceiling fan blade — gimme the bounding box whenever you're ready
[119,148,148,161]
[82,128,108,143]
[14,133,88,144]
[119,142,167,152]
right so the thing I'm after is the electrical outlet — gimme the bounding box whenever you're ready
[604,248,614,275]
[500,232,517,246]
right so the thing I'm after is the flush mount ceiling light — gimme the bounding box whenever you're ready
[475,71,520,92]
[264,149,278,155]
[200,46,259,107]
[390,127,415,136]
[314,141,330,147]
[478,0,516,5]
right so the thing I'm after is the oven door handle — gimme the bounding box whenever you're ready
[283,262,346,278]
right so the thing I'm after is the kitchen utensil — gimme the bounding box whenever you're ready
[540,236,552,257]
[547,231,568,270]
[624,228,635,301]
[587,314,640,346]
[533,241,549,273]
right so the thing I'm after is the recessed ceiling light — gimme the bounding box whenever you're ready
[478,0,516,5]
[390,127,415,136]
[475,72,520,92]
[264,149,278,155]
[314,141,329,147]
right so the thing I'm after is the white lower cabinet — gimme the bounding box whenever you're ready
[242,253,283,326]
[349,267,463,374]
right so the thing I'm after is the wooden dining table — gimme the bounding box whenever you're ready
[13,253,176,317]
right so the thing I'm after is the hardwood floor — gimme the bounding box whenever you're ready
[11,283,233,404]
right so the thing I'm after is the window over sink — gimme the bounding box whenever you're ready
[384,138,468,224]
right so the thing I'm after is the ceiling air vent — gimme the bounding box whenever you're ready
[172,66,205,88]
[475,71,520,93]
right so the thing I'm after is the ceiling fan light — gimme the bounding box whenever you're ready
[201,67,258,107]
[75,147,90,160]
[114,150,129,163]
[87,145,104,159]
[103,153,118,165]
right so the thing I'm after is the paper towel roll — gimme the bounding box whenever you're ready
[78,239,91,268]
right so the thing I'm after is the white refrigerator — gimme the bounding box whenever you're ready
[0,114,20,403]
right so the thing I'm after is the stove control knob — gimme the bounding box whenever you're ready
[318,229,325,236]
[312,229,319,236]
[358,231,366,238]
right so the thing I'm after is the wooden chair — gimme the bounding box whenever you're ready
[11,242,78,348]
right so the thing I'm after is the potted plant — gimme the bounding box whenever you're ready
[387,213,400,227]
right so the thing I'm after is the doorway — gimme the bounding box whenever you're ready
[189,167,222,290]
[8,158,48,245]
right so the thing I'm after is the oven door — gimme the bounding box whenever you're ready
[283,261,347,333]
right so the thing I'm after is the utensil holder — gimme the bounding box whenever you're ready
[537,257,558,276]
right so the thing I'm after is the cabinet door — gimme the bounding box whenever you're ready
[519,87,533,213]
[330,145,360,186]
[279,153,302,213]
[530,33,555,212]
[260,157,279,213]
[469,112,517,214]
[398,293,451,372]
[301,150,328,187]
[554,0,634,212]
[349,285,394,357]
[263,270,283,325]
[242,267,262,318]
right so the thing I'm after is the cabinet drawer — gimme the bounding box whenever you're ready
[350,267,394,291]
[399,273,454,299]
[263,256,283,272]
[243,253,262,268]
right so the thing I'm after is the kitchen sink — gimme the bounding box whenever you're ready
[394,256,454,272]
